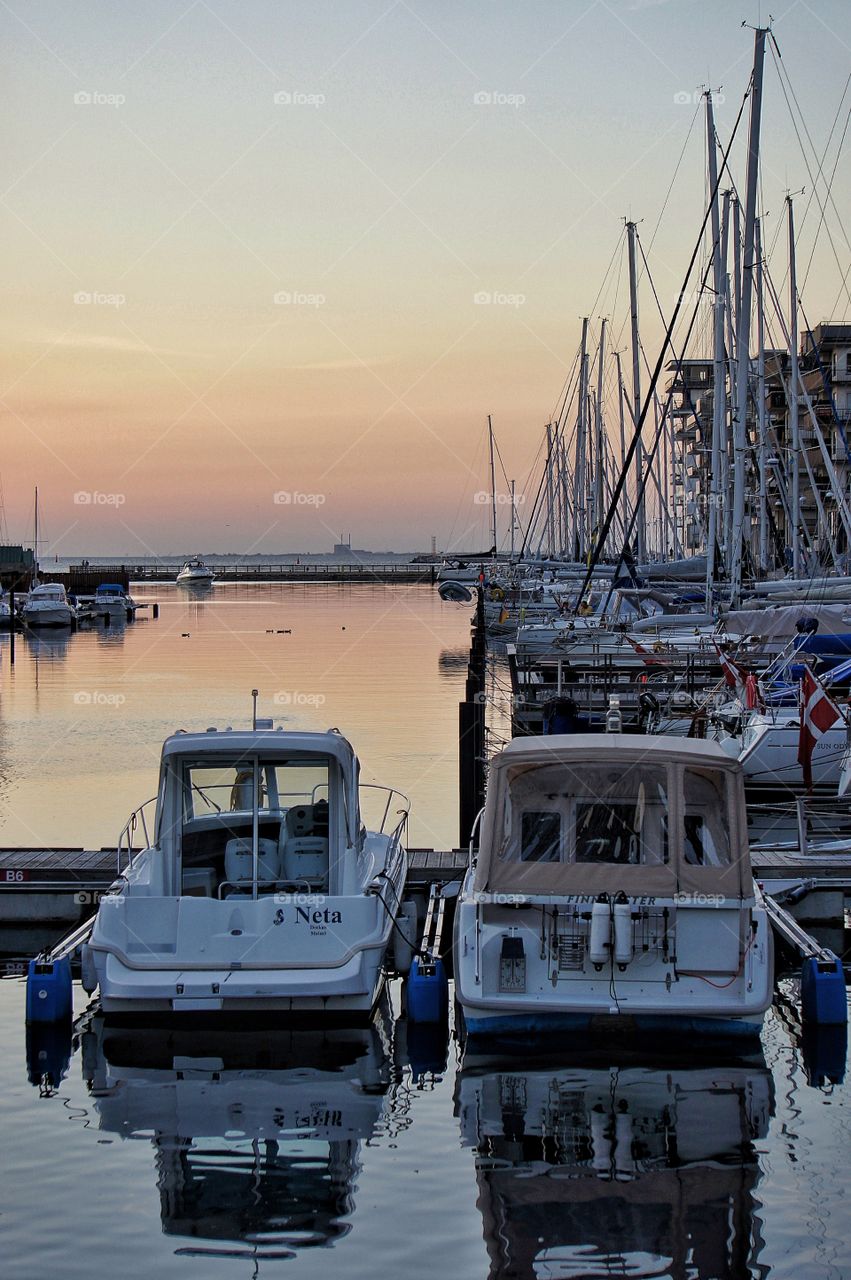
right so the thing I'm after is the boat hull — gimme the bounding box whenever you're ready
[94,946,391,1019]
[22,607,73,628]
[453,881,774,1044]
[458,1007,766,1043]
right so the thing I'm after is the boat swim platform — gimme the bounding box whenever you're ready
[0,846,847,928]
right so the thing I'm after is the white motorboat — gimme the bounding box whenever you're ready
[714,707,848,795]
[176,557,216,585]
[0,591,12,630]
[87,582,138,622]
[83,723,410,1017]
[21,581,76,628]
[454,733,774,1041]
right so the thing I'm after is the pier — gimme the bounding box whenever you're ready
[41,562,441,593]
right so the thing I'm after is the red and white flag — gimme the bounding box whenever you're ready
[715,644,763,710]
[798,669,843,792]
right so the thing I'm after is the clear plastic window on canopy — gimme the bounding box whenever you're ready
[500,762,669,866]
[682,767,732,867]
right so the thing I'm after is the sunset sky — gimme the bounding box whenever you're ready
[2,0,850,555]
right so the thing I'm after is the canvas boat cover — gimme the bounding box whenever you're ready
[473,735,751,899]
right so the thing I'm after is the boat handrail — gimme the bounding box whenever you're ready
[116,796,157,872]
[359,783,411,835]
[468,806,485,866]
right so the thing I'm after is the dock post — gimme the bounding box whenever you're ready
[459,587,487,848]
[9,588,14,665]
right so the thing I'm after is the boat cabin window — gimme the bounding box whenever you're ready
[682,768,732,866]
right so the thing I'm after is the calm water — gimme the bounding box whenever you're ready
[0,582,473,851]
[1,584,849,1279]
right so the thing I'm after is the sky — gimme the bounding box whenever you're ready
[1,0,850,556]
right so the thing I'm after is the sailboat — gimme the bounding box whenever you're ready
[21,488,76,629]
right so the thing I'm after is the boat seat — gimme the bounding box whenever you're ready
[278,804,329,888]
[280,837,329,888]
[222,837,280,896]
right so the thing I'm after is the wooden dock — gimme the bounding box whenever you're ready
[0,845,846,930]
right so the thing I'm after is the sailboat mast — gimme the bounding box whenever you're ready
[755,216,769,573]
[545,423,555,557]
[730,25,768,604]
[34,485,39,581]
[787,195,801,578]
[575,318,590,559]
[594,319,607,535]
[627,222,646,563]
[510,480,516,560]
[705,89,726,609]
[487,414,498,555]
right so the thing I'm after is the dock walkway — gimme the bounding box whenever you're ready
[1,845,848,927]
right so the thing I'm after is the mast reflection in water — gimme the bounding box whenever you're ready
[456,1053,773,1280]
[81,1008,396,1264]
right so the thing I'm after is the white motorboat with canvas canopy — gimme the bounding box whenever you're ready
[454,734,773,1041]
[83,723,409,1017]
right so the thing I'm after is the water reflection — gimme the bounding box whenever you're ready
[23,629,71,664]
[79,1007,396,1263]
[456,1051,773,1280]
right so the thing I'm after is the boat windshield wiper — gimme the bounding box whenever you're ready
[192,782,222,814]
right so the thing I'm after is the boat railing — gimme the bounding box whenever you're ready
[116,796,157,872]
[360,783,410,846]
[468,806,485,866]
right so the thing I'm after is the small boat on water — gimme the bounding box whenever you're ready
[86,582,138,622]
[454,733,774,1042]
[83,722,410,1017]
[21,582,76,628]
[0,591,12,630]
[176,557,216,585]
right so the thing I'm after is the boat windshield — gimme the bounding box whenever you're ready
[500,762,669,867]
[178,756,333,897]
[182,757,330,820]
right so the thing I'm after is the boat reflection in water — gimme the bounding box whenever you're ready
[81,1005,395,1263]
[456,1051,773,1279]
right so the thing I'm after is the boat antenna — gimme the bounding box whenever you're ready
[251,688,258,730]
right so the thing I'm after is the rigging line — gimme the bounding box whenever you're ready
[574,77,751,602]
[543,234,627,432]
[647,98,703,255]
[635,232,713,522]
[518,358,584,558]
[599,247,721,605]
[769,43,851,313]
[801,78,851,293]
[770,38,851,257]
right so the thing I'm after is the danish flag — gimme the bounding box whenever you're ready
[798,669,843,793]
[715,644,763,710]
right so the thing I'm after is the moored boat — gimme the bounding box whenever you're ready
[21,581,76,628]
[83,723,409,1017]
[454,733,774,1042]
[87,582,138,622]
